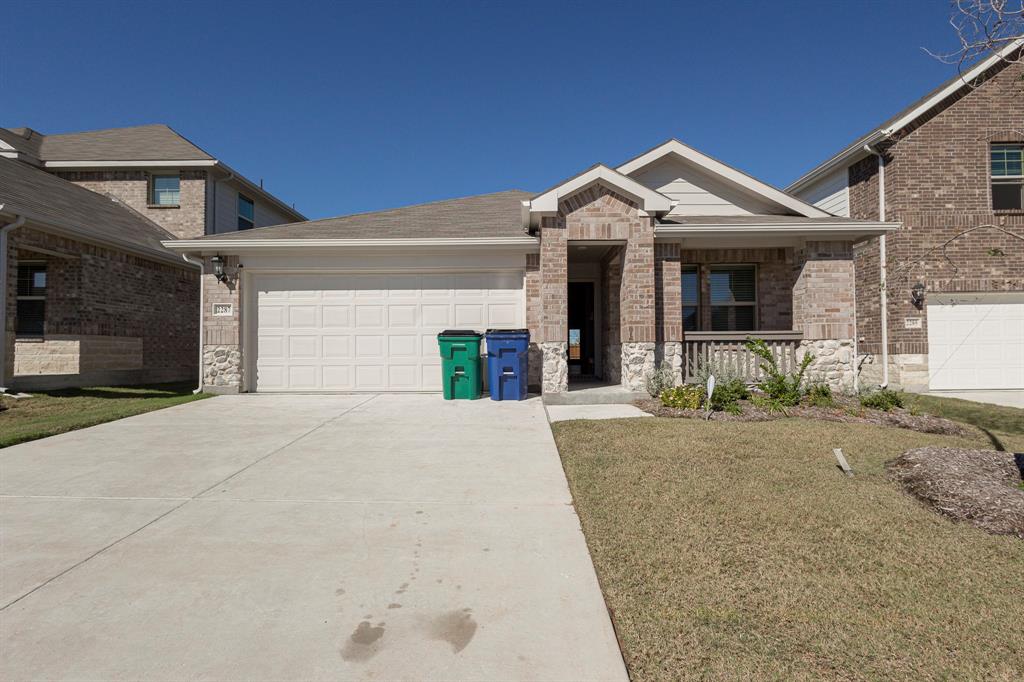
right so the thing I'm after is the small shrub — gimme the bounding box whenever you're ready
[806,383,835,408]
[691,356,747,389]
[710,377,749,412]
[859,388,905,412]
[645,364,677,397]
[745,337,813,407]
[660,384,703,410]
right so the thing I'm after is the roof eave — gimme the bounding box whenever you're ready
[654,221,899,243]
[161,236,541,254]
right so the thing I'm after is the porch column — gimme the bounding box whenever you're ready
[655,242,683,384]
[618,216,657,391]
[538,216,568,394]
[792,240,856,393]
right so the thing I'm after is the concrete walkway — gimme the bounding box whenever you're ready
[547,404,653,422]
[1,395,626,681]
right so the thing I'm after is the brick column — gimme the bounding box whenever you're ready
[618,216,657,390]
[538,217,567,393]
[524,252,543,391]
[793,240,856,393]
[203,255,243,393]
[655,242,682,383]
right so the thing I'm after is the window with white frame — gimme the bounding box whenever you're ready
[991,143,1023,211]
[237,193,255,230]
[681,266,700,331]
[149,173,180,206]
[16,262,46,337]
[708,265,756,331]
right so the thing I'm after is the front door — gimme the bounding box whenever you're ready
[567,282,596,379]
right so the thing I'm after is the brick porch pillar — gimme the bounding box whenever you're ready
[793,240,856,393]
[618,216,657,390]
[655,242,683,384]
[202,255,243,393]
[538,216,568,393]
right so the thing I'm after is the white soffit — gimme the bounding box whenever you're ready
[528,164,673,214]
[617,139,831,218]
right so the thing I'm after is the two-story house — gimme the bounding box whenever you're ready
[0,124,303,390]
[788,41,1024,396]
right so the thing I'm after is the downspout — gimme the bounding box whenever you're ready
[0,211,27,391]
[181,253,205,394]
[863,144,888,388]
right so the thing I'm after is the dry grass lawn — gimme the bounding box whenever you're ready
[0,383,209,448]
[552,417,1024,680]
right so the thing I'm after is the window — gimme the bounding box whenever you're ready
[237,194,255,230]
[708,265,756,331]
[991,144,1023,211]
[149,173,180,206]
[681,266,700,331]
[16,263,46,337]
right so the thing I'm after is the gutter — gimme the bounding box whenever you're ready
[863,144,889,388]
[161,237,541,252]
[180,254,205,394]
[0,211,27,391]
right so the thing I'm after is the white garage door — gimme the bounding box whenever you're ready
[253,272,523,392]
[927,296,1024,390]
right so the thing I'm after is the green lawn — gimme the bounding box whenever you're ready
[904,393,1024,436]
[0,383,210,448]
[552,408,1024,680]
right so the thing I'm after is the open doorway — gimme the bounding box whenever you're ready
[568,281,596,379]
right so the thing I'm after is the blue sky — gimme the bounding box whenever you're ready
[3,0,967,220]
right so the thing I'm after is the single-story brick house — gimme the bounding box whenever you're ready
[0,157,198,390]
[165,140,897,396]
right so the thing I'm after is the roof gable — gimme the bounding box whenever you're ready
[617,139,830,218]
[37,124,214,162]
[528,164,673,215]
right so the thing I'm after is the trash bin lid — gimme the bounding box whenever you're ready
[485,328,530,336]
[438,329,481,337]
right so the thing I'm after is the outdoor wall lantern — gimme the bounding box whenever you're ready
[911,282,926,309]
[211,255,230,284]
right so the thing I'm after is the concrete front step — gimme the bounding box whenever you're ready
[543,384,648,405]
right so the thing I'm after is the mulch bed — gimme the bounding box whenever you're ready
[634,397,969,437]
[888,447,1024,538]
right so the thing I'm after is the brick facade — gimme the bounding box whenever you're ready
[847,58,1024,389]
[201,256,243,391]
[4,228,198,389]
[54,170,208,239]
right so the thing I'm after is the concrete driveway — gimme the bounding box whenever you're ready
[1,395,626,681]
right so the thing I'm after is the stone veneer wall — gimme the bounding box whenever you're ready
[54,170,208,240]
[4,228,197,389]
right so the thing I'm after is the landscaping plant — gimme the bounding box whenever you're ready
[660,384,703,410]
[859,388,905,412]
[708,377,748,413]
[745,336,813,407]
[806,383,835,408]
[644,364,677,398]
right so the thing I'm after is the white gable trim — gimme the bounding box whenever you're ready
[528,164,673,214]
[617,139,830,218]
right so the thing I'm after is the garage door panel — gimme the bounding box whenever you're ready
[321,305,352,328]
[927,300,1024,390]
[322,336,352,359]
[255,272,524,392]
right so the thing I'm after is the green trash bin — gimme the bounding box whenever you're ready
[437,330,483,400]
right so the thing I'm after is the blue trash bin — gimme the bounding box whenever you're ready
[484,329,530,401]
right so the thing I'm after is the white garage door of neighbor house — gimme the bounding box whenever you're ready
[927,298,1024,391]
[253,272,524,392]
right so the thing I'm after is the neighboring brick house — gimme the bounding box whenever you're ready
[788,41,1024,394]
[0,124,303,390]
[164,140,895,397]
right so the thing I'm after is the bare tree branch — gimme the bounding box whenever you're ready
[924,0,1023,73]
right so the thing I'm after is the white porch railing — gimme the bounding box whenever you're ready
[682,331,804,383]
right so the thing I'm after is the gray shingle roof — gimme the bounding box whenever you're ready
[0,156,179,260]
[193,190,535,240]
[0,127,44,159]
[30,124,214,161]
